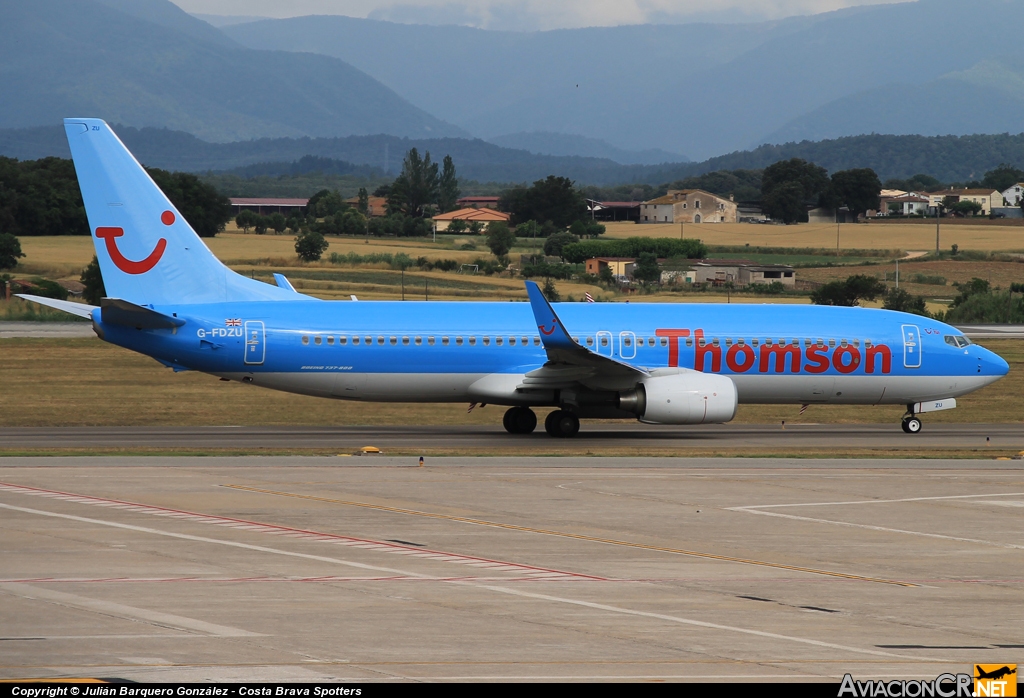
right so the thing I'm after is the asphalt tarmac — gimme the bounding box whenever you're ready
[1,423,1022,451]
[1,455,1023,682]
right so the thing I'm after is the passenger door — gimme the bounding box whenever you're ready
[244,321,265,365]
[902,324,921,369]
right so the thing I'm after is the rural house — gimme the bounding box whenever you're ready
[1002,183,1024,206]
[585,257,637,279]
[432,207,511,231]
[343,195,388,217]
[640,190,738,224]
[691,259,795,287]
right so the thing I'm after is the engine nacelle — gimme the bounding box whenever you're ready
[618,371,738,425]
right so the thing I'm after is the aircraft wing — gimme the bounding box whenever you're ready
[16,294,96,319]
[521,280,646,390]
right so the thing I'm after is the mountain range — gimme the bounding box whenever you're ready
[222,0,1024,159]
[0,0,464,142]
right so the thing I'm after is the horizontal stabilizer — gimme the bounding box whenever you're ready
[15,294,96,319]
[100,298,185,329]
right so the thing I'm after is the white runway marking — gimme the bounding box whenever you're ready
[0,481,593,581]
[728,508,1024,550]
[736,492,1024,509]
[0,501,942,664]
[0,582,261,637]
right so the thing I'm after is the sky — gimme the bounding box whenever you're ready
[173,0,911,31]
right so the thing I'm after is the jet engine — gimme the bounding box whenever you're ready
[618,371,737,425]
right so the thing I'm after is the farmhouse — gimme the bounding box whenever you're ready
[880,192,931,216]
[1002,183,1024,206]
[432,207,511,231]
[585,257,636,279]
[925,189,1002,215]
[343,195,388,217]
[586,199,641,222]
[640,189,738,224]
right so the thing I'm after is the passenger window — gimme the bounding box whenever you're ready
[390,336,397,345]
[366,336,373,345]
[853,339,859,348]
[402,336,410,345]
[585,337,594,346]
[738,338,745,346]
[456,337,463,346]
[698,338,706,347]
[752,339,759,346]
[522,336,529,346]
[377,336,385,345]
[648,338,656,347]
[314,336,322,346]
[327,336,334,345]
[509,337,516,346]
[495,337,503,346]
[572,336,580,344]
[660,337,668,346]
[352,336,359,345]
[533,337,540,346]
[302,335,309,345]
[725,339,733,346]
[414,337,422,346]
[428,337,435,346]
[600,337,609,347]
[829,339,836,347]
[442,336,450,346]
[339,336,347,345]
[712,338,719,347]
[624,337,632,347]
[686,338,694,347]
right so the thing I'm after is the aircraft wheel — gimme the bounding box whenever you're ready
[545,409,580,438]
[504,407,537,434]
[902,417,922,434]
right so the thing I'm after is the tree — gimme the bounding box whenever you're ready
[883,287,928,316]
[253,216,268,235]
[0,232,24,269]
[267,212,287,234]
[499,176,587,228]
[760,158,830,223]
[542,278,560,302]
[761,181,807,224]
[295,230,329,261]
[80,255,105,305]
[829,168,881,220]
[387,148,439,218]
[569,220,605,238]
[437,155,460,213]
[146,168,231,238]
[307,189,346,218]
[515,220,540,239]
[338,210,367,237]
[446,219,467,234]
[633,252,661,286]
[467,221,484,235]
[485,222,517,260]
[810,275,887,306]
[951,200,983,217]
[544,232,579,259]
[357,187,369,215]
[235,210,258,233]
[982,164,1024,194]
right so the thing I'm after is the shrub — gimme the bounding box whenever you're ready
[295,230,329,261]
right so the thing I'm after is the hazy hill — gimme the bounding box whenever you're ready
[5,125,1023,186]
[224,0,1024,159]
[0,0,464,142]
[487,132,687,165]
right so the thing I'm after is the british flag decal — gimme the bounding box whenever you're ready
[225,318,241,327]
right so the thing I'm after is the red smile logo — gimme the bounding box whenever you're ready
[539,319,557,335]
[94,211,173,274]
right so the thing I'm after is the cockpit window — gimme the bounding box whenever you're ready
[944,335,971,348]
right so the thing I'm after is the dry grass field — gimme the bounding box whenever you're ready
[603,221,1024,252]
[0,337,1019,429]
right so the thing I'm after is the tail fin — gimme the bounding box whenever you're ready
[64,118,307,306]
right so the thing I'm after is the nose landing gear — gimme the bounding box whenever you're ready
[502,407,538,434]
[901,414,922,434]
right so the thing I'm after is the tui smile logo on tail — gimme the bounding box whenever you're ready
[94,210,173,274]
[539,318,558,335]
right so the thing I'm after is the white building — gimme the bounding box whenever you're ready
[1002,183,1024,206]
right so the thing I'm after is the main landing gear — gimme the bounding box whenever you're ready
[544,409,580,438]
[502,407,538,434]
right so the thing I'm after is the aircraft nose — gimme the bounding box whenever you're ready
[981,347,1010,376]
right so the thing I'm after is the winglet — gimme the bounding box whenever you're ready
[273,273,296,292]
[524,280,578,351]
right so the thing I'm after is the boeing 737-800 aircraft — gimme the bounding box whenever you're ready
[19,119,1010,437]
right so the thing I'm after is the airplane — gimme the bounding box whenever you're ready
[18,119,1010,437]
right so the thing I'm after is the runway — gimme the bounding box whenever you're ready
[2,422,1023,451]
[1,455,1023,682]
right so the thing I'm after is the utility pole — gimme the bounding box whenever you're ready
[401,269,405,301]
[935,205,940,254]
[896,258,899,289]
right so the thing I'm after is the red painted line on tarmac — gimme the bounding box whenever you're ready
[0,481,605,581]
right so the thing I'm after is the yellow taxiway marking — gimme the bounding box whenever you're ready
[222,484,917,587]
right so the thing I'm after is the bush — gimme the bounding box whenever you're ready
[911,274,946,285]
[543,231,579,259]
[26,277,68,300]
[748,281,787,295]
[80,256,105,304]
[521,262,575,280]
[561,237,707,264]
[295,230,329,261]
[883,287,929,316]
[810,275,887,307]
